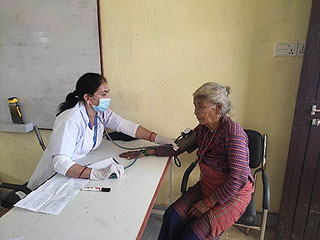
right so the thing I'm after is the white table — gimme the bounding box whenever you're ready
[0,139,171,240]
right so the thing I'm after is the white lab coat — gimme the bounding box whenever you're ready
[27,102,139,190]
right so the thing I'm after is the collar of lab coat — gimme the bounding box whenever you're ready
[78,101,91,126]
[78,101,104,128]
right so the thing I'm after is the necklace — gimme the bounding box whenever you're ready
[198,125,219,162]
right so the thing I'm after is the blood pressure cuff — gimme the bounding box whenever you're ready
[176,130,197,154]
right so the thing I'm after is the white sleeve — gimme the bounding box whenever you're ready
[50,118,79,158]
[53,154,76,176]
[101,110,139,137]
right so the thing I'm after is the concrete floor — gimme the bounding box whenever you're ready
[142,214,276,240]
[0,206,276,239]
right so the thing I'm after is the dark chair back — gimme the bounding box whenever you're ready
[235,129,270,240]
[245,129,264,168]
[236,129,264,226]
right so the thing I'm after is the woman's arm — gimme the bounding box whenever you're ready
[135,125,157,142]
[55,155,124,180]
[207,133,250,206]
[119,145,183,159]
[53,154,92,178]
[135,126,179,149]
[103,110,178,147]
[66,164,91,178]
[119,128,198,159]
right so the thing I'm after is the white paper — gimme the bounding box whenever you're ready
[14,158,116,215]
[14,175,89,215]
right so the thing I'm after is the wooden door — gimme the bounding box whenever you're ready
[277,0,320,239]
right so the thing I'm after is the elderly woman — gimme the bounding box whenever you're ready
[120,82,254,239]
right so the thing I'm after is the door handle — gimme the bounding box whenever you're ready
[312,119,320,126]
[311,105,320,115]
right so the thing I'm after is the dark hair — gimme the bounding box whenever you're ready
[57,73,106,116]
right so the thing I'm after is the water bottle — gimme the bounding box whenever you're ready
[8,97,24,124]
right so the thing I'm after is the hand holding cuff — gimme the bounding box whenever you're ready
[155,135,179,151]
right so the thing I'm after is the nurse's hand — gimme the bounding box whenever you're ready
[90,163,124,180]
[155,135,179,151]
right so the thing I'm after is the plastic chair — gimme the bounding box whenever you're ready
[180,129,270,240]
[0,126,45,208]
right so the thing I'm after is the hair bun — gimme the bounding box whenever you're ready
[72,90,79,98]
[226,86,231,96]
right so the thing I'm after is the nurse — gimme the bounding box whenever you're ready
[27,72,177,190]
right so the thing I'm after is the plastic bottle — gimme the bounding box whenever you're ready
[8,97,24,124]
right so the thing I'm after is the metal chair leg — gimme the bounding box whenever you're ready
[260,209,268,240]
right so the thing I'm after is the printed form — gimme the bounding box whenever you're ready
[14,157,116,215]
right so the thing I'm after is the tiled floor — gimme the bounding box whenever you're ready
[142,214,276,240]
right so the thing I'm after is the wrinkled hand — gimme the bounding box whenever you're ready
[187,200,210,219]
[119,149,156,160]
[90,163,124,180]
[119,150,145,160]
[155,135,179,151]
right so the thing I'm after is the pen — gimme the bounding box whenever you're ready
[112,157,119,164]
[81,187,111,192]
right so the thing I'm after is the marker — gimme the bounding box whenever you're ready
[112,157,119,164]
[81,187,111,192]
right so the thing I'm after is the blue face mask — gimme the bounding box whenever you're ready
[92,97,111,112]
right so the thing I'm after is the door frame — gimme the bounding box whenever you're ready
[277,0,320,239]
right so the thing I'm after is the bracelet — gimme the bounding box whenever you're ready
[148,132,156,142]
[78,166,88,178]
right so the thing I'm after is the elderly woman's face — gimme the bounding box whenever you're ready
[193,97,221,128]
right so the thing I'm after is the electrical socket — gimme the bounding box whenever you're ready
[274,42,298,57]
[297,42,305,56]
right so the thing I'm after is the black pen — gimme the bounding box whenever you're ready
[112,157,119,164]
[81,187,111,192]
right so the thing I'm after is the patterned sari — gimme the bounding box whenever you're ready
[158,117,254,239]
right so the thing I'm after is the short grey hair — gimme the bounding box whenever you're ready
[193,82,232,116]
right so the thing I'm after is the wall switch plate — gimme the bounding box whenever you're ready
[297,42,305,56]
[274,42,298,57]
